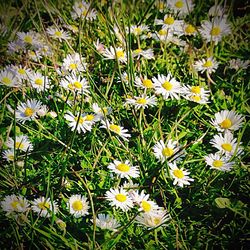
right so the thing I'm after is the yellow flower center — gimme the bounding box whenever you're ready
[18,69,26,75]
[134,48,142,54]
[24,107,34,117]
[38,201,50,210]
[71,25,78,32]
[24,35,32,44]
[29,51,35,56]
[115,194,127,202]
[175,1,184,8]
[185,24,196,34]
[15,142,24,150]
[35,79,43,86]
[72,200,83,211]
[220,119,232,129]
[191,86,201,94]
[68,83,74,90]
[142,79,153,88]
[141,200,151,212]
[82,9,87,16]
[2,77,11,85]
[173,169,184,178]
[85,114,94,121]
[159,29,167,36]
[116,50,125,59]
[153,217,161,225]
[212,160,224,168]
[164,16,174,25]
[69,63,77,70]
[11,201,19,209]
[8,154,15,161]
[162,81,173,91]
[116,163,130,172]
[210,26,221,36]
[73,81,82,89]
[74,116,84,124]
[191,95,201,102]
[221,143,232,152]
[55,31,62,37]
[134,27,142,35]
[136,98,147,105]
[203,60,213,68]
[110,124,121,134]
[162,147,174,157]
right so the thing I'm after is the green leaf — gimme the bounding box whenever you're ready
[215,197,231,208]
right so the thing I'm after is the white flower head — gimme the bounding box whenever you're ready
[46,26,70,41]
[169,162,194,187]
[194,57,219,74]
[129,24,149,36]
[134,76,155,90]
[125,94,157,109]
[205,153,234,171]
[62,53,87,73]
[92,103,112,120]
[68,194,89,218]
[228,59,249,70]
[94,214,121,231]
[2,149,15,161]
[31,197,58,217]
[102,46,127,63]
[0,68,20,87]
[167,0,194,17]
[6,135,33,152]
[132,48,154,60]
[211,110,244,132]
[182,85,210,104]
[29,71,50,92]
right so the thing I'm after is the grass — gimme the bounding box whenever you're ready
[0,0,249,249]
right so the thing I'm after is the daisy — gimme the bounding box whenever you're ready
[60,74,89,95]
[15,99,43,123]
[167,0,194,16]
[0,68,20,87]
[100,120,131,141]
[38,44,54,57]
[17,31,40,47]
[2,149,15,161]
[208,4,227,17]
[169,162,194,187]
[119,71,129,85]
[62,53,87,73]
[204,153,234,171]
[129,24,149,36]
[1,194,30,215]
[92,103,112,120]
[135,209,170,229]
[199,17,231,44]
[132,48,154,60]
[134,76,155,90]
[130,190,161,215]
[27,49,42,62]
[7,40,24,54]
[210,132,243,156]
[194,57,219,74]
[153,139,184,163]
[71,2,97,21]
[93,39,105,53]
[125,94,157,109]
[155,1,167,13]
[31,197,58,217]
[152,28,172,42]
[10,65,32,81]
[182,85,210,104]
[105,187,133,211]
[152,73,183,100]
[46,26,70,42]
[182,23,197,36]
[29,71,50,92]
[102,46,127,63]
[6,135,33,152]
[64,111,93,134]
[228,59,249,70]
[56,219,67,231]
[155,15,183,35]
[211,110,244,132]
[64,24,79,34]
[108,160,140,179]
[94,214,121,231]
[68,194,89,218]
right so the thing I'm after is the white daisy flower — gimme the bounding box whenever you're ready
[167,0,194,16]
[199,17,231,44]
[204,153,234,171]
[46,26,70,41]
[130,190,161,215]
[64,111,93,134]
[134,76,155,90]
[194,57,219,74]
[152,28,173,42]
[27,50,42,62]
[155,1,167,13]
[71,2,97,21]
[94,214,121,231]
[15,99,43,123]
[210,132,243,156]
[17,31,40,47]
[64,24,79,34]
[169,162,194,187]
[0,68,20,87]
[118,71,129,85]
[152,73,183,100]
[2,149,15,161]
[62,53,87,73]
[132,48,154,60]
[100,120,131,141]
[182,85,210,104]
[93,39,105,53]
[9,65,32,81]
[228,59,249,70]
[155,15,183,35]
[135,209,170,229]
[6,135,33,152]
[208,4,227,17]
[68,194,89,218]
[129,24,149,36]
[182,23,197,36]
[105,187,133,211]
[60,74,89,95]
[102,46,127,63]
[92,103,112,120]
[153,139,184,163]
[7,40,24,54]
[1,194,30,215]
[29,71,50,92]
[108,160,140,179]
[31,197,58,217]
[211,110,244,132]
[125,94,157,109]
